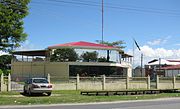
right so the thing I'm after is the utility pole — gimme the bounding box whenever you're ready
[141,53,143,77]
[132,39,135,77]
[101,0,104,44]
[158,58,161,76]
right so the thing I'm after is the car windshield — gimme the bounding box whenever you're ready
[33,79,48,83]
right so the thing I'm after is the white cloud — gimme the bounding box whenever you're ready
[147,36,170,46]
[141,46,174,58]
[0,40,40,56]
[16,40,41,51]
[0,40,41,56]
[147,39,163,45]
[127,45,180,68]
[175,44,180,46]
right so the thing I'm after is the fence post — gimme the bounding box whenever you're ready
[76,74,80,90]
[8,73,11,91]
[1,73,4,91]
[126,76,129,89]
[173,76,176,89]
[156,75,159,89]
[47,73,50,83]
[147,75,150,89]
[102,75,106,90]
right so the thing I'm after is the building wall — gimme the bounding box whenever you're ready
[45,62,69,80]
[79,82,102,90]
[105,82,126,90]
[11,61,132,81]
[11,62,69,81]
[158,83,173,89]
[165,70,180,77]
[53,83,76,90]
[129,83,147,89]
[52,82,148,90]
[134,68,146,77]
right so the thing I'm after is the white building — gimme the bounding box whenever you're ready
[145,59,180,78]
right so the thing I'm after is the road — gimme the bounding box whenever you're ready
[1,98,180,109]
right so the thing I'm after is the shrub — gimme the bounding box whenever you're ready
[98,57,107,62]
[3,69,11,76]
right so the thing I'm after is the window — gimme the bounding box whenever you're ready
[33,79,48,83]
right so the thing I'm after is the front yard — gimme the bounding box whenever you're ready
[0,90,180,105]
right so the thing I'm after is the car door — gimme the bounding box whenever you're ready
[24,79,32,91]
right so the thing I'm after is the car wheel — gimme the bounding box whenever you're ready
[47,92,51,96]
[28,88,32,96]
[23,87,27,94]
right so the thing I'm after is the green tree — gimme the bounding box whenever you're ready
[81,51,98,62]
[0,0,30,51]
[0,69,3,75]
[0,55,12,69]
[50,48,78,62]
[96,40,126,62]
[96,40,126,49]
[0,55,12,75]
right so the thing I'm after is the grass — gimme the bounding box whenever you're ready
[0,90,180,105]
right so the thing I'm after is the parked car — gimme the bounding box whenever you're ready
[177,74,180,77]
[24,78,52,96]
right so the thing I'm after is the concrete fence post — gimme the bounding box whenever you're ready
[47,73,50,83]
[102,75,106,90]
[76,74,80,90]
[1,73,4,91]
[8,73,11,91]
[156,75,159,89]
[126,76,129,89]
[173,76,176,89]
[147,75,150,89]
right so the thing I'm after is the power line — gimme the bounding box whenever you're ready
[67,0,101,4]
[30,5,62,18]
[46,0,100,7]
[31,1,100,10]
[67,0,180,13]
[105,5,180,16]
[41,0,180,16]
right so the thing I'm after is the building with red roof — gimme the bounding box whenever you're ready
[145,59,180,78]
[160,64,180,77]
[48,41,120,50]
[11,41,132,81]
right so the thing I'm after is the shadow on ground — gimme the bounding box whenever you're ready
[20,92,51,97]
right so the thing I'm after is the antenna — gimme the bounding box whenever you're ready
[101,0,104,44]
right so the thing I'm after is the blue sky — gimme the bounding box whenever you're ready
[10,0,180,66]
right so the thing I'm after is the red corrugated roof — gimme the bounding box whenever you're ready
[48,41,119,50]
[167,60,180,62]
[160,64,180,70]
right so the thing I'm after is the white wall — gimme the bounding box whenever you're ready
[165,70,180,77]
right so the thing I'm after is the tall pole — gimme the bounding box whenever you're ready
[101,0,104,43]
[141,53,143,77]
[132,39,135,77]
[158,58,161,76]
